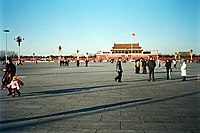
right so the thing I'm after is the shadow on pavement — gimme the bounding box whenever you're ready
[0,83,127,101]
[1,90,200,131]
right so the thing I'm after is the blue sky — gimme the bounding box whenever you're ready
[1,0,199,56]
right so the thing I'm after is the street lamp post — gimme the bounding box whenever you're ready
[33,53,35,63]
[14,35,24,65]
[3,29,10,61]
[190,49,193,63]
[76,50,80,67]
[58,45,62,63]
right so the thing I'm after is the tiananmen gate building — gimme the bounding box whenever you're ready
[111,43,143,54]
[96,43,158,61]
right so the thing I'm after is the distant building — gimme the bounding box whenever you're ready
[178,51,191,58]
[111,43,143,54]
[96,42,158,61]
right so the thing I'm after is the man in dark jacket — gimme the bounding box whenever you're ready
[147,56,156,81]
[5,59,16,95]
[115,57,123,82]
[165,59,172,80]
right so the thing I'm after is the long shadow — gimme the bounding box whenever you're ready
[25,84,127,95]
[17,78,118,89]
[0,83,127,101]
[0,98,152,125]
[156,75,199,81]
[1,91,200,131]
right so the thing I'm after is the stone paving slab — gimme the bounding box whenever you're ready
[0,62,200,132]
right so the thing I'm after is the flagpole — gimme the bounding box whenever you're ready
[131,35,132,60]
[131,33,135,61]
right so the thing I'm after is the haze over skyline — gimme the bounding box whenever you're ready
[1,0,199,56]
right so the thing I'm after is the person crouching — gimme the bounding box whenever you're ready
[7,76,24,97]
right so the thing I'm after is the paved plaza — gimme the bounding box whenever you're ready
[0,61,200,133]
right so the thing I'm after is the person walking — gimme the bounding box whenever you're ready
[147,56,156,81]
[165,59,172,80]
[4,59,16,95]
[181,60,187,81]
[115,57,123,82]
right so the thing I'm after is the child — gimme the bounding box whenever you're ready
[7,76,24,97]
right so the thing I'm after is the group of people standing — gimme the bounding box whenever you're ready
[76,57,89,67]
[115,56,156,82]
[76,51,89,67]
[60,59,70,66]
[134,57,155,81]
[164,59,187,81]
[59,56,89,67]
[115,56,187,82]
[135,58,147,74]
[131,57,156,81]
[1,59,23,97]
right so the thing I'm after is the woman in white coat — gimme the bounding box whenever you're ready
[181,60,187,81]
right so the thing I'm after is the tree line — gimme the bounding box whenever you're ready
[0,50,18,61]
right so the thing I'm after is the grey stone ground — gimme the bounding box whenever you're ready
[0,61,199,133]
